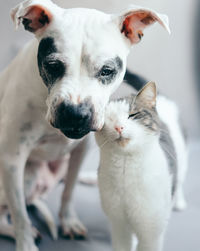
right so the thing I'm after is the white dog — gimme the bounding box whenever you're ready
[0,0,170,250]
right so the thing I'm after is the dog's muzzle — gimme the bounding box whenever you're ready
[53,100,95,139]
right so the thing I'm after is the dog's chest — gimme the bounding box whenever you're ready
[29,131,79,161]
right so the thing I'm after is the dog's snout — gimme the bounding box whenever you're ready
[53,100,94,139]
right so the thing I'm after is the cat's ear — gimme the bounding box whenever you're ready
[135,82,157,108]
[115,5,170,44]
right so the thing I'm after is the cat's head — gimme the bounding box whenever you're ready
[96,82,160,150]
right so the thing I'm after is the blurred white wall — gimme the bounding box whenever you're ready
[0,0,199,138]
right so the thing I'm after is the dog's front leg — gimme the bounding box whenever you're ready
[59,136,89,239]
[1,148,38,251]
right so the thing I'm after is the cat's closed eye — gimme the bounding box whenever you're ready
[128,112,140,119]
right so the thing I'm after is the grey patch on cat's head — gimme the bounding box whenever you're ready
[127,82,160,134]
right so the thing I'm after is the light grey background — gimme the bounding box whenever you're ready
[0,1,200,251]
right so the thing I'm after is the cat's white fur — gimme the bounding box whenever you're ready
[96,84,187,251]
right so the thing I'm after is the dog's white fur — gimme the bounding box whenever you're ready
[0,0,170,250]
[96,85,187,251]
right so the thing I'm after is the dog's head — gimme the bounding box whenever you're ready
[11,0,170,139]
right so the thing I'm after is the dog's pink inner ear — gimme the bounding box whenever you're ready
[121,12,156,44]
[21,5,52,33]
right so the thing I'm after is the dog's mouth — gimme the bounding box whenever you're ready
[59,127,93,139]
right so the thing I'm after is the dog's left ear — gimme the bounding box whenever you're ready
[10,0,57,34]
[117,5,170,44]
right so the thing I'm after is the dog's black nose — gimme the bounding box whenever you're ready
[54,100,94,139]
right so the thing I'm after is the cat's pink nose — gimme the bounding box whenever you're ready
[115,126,123,134]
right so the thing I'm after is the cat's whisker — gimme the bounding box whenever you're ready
[99,140,109,149]
[88,139,109,156]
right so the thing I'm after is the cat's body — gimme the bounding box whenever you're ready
[96,82,187,251]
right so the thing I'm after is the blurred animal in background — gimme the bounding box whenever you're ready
[96,82,188,251]
[0,0,169,250]
[0,154,70,241]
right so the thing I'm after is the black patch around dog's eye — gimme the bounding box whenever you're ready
[96,56,123,85]
[38,37,57,59]
[37,37,66,87]
[43,59,66,81]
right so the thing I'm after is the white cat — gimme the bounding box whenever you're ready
[96,82,188,251]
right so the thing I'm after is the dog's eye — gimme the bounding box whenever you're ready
[96,65,117,85]
[40,59,66,87]
[100,66,116,77]
[128,112,140,119]
[42,59,66,81]
[44,60,61,72]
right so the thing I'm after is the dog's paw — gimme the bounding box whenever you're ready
[0,215,42,244]
[16,227,41,251]
[60,217,87,240]
[17,237,39,251]
[17,245,39,251]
